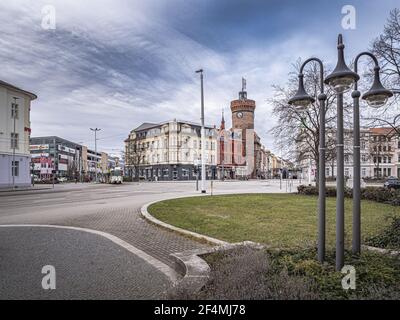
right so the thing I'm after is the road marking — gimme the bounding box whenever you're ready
[0,224,179,283]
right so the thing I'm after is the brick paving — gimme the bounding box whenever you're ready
[55,206,210,271]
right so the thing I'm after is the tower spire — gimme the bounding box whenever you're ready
[239,77,247,100]
[220,108,225,130]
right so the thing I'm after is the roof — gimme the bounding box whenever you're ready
[133,122,159,132]
[0,80,37,100]
[133,120,216,132]
[369,127,396,136]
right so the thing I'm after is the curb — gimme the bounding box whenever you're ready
[141,199,229,246]
[170,242,265,294]
[363,245,400,257]
[141,197,264,294]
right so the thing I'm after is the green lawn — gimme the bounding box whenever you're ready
[149,194,400,249]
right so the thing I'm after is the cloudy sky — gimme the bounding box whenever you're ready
[0,0,398,156]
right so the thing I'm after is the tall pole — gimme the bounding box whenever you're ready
[196,69,206,194]
[12,97,18,189]
[351,52,383,255]
[352,88,361,255]
[52,137,56,189]
[318,93,327,262]
[336,92,345,271]
[90,128,101,183]
[296,57,327,263]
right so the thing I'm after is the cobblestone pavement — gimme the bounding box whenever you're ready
[0,180,295,299]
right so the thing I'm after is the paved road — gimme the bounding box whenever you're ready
[0,180,295,299]
[0,227,171,299]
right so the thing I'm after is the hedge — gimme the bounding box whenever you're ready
[297,185,400,206]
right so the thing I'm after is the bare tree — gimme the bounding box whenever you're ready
[367,8,400,133]
[125,138,145,181]
[270,60,350,185]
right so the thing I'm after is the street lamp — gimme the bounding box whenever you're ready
[289,58,327,263]
[196,69,206,194]
[351,53,393,255]
[324,34,392,270]
[324,34,359,270]
[90,128,101,183]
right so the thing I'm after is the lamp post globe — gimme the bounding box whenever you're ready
[325,35,359,93]
[288,73,315,111]
[361,66,393,108]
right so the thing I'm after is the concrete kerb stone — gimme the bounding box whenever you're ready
[141,196,228,246]
[141,195,265,294]
[170,242,265,294]
[363,245,400,257]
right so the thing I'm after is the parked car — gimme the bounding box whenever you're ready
[58,177,68,183]
[384,177,400,190]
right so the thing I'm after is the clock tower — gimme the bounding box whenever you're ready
[230,78,256,130]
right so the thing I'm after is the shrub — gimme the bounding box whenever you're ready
[366,217,400,250]
[297,185,352,198]
[297,185,400,206]
[169,247,318,300]
[169,247,400,300]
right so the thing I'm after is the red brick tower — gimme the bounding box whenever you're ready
[230,78,256,130]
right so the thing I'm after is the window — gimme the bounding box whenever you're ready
[361,141,366,150]
[345,168,350,177]
[362,168,367,177]
[11,161,19,177]
[163,168,169,177]
[193,140,197,149]
[388,157,392,164]
[10,133,18,149]
[11,103,18,119]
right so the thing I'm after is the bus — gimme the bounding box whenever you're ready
[110,167,123,184]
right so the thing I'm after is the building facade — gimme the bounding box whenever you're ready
[125,120,218,181]
[0,80,37,188]
[297,127,400,181]
[30,136,114,181]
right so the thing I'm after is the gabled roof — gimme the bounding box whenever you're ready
[0,80,37,100]
[369,127,396,136]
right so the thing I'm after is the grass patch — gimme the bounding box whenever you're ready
[149,194,400,249]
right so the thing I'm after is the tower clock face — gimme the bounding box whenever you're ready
[236,112,243,118]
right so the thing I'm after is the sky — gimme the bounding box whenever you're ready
[0,0,398,157]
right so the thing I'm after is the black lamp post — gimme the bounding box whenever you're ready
[351,53,393,255]
[289,58,327,263]
[324,34,392,270]
[324,34,359,271]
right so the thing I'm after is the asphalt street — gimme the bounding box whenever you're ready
[0,227,171,299]
[0,180,295,299]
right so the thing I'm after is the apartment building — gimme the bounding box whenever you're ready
[30,136,113,181]
[297,127,400,181]
[125,119,218,181]
[0,80,37,188]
